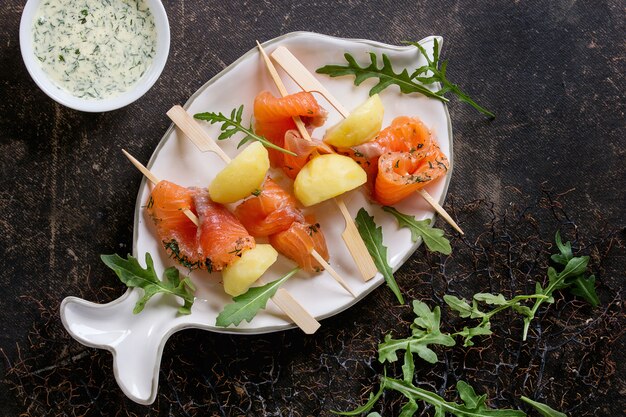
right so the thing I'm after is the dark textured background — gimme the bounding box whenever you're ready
[1,0,624,416]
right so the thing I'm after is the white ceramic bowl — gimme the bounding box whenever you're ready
[19,0,170,112]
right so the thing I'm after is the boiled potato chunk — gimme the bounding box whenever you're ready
[294,154,367,207]
[208,142,270,204]
[222,244,278,297]
[323,94,384,147]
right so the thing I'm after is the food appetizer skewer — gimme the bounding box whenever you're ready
[121,149,322,334]
[166,106,356,297]
[270,46,464,235]
[256,41,378,283]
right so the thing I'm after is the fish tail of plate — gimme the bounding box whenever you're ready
[60,289,172,404]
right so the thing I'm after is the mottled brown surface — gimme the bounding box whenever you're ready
[1,0,624,416]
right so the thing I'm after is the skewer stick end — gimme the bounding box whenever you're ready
[311,250,356,298]
[417,189,464,235]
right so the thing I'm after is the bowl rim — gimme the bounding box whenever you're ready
[19,0,170,113]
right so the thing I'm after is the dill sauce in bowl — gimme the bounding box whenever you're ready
[20,0,170,112]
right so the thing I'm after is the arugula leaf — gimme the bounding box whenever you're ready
[378,300,455,363]
[340,344,526,416]
[523,254,590,340]
[550,231,573,266]
[443,294,474,318]
[382,377,526,417]
[520,396,567,417]
[456,324,493,347]
[194,105,296,156]
[382,207,451,255]
[401,343,415,383]
[550,231,600,307]
[399,398,419,417]
[340,315,529,417]
[317,52,446,100]
[333,382,386,416]
[355,208,404,304]
[101,253,195,315]
[316,38,494,117]
[216,267,299,327]
[569,274,599,307]
[445,293,547,346]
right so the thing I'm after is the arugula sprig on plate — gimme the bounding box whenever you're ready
[355,208,404,304]
[101,253,196,315]
[317,38,494,117]
[194,105,297,156]
[216,267,299,327]
[383,206,451,255]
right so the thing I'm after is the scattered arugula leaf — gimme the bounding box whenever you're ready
[551,231,600,307]
[382,206,451,254]
[520,396,567,417]
[569,274,599,307]
[355,208,404,304]
[444,292,547,346]
[333,382,386,416]
[194,105,297,156]
[341,344,526,416]
[439,232,597,342]
[101,253,195,315]
[522,241,590,340]
[378,300,455,363]
[216,267,299,327]
[316,38,494,117]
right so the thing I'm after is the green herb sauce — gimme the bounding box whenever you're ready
[32,0,157,100]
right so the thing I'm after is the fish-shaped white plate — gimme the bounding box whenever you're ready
[60,31,454,405]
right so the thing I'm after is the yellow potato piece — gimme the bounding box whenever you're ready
[294,154,367,207]
[323,94,384,148]
[222,244,278,297]
[208,142,269,204]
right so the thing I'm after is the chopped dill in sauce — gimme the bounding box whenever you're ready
[32,0,157,100]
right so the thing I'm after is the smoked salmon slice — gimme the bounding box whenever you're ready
[147,180,202,269]
[282,130,334,180]
[253,91,327,168]
[336,116,435,186]
[269,220,330,273]
[234,178,304,237]
[334,115,448,205]
[374,145,449,206]
[254,90,323,122]
[193,192,256,272]
[254,117,297,167]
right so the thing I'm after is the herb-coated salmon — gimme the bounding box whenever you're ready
[374,145,449,206]
[269,219,329,273]
[193,192,255,272]
[234,178,304,237]
[146,180,202,269]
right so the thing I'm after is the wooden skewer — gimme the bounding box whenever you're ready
[166,105,356,296]
[122,150,200,227]
[310,251,356,297]
[121,149,320,334]
[256,41,310,141]
[271,46,350,118]
[257,41,378,282]
[270,46,465,235]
